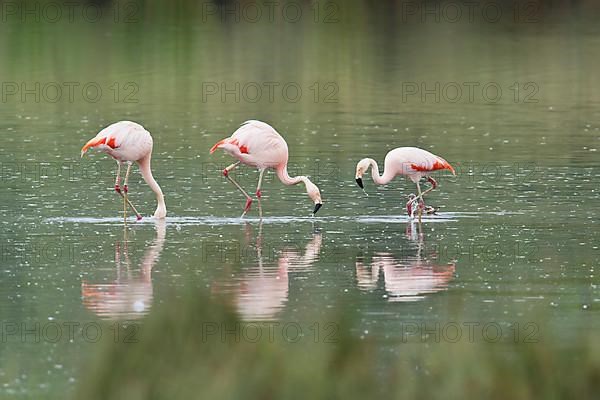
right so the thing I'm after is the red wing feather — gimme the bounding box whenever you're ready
[411,159,456,175]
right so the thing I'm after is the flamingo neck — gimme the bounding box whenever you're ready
[276,165,307,186]
[275,165,317,200]
[140,220,166,282]
[367,158,394,185]
[138,155,167,218]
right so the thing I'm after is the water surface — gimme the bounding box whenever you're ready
[1,2,599,398]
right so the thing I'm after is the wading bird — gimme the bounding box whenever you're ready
[82,219,166,319]
[81,121,166,221]
[355,147,455,218]
[210,120,323,216]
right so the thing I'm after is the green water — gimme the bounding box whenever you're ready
[1,1,599,398]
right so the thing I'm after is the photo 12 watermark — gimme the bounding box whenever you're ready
[200,321,339,344]
[0,161,105,184]
[1,81,139,104]
[201,81,339,104]
[421,161,540,186]
[200,1,341,24]
[1,320,140,344]
[398,1,542,24]
[356,240,540,265]
[398,321,540,343]
[0,1,141,23]
[198,160,339,185]
[400,81,539,104]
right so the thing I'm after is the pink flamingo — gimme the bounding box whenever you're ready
[210,120,323,216]
[355,147,455,217]
[355,252,455,302]
[80,121,167,220]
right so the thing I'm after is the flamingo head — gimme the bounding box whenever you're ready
[305,179,322,215]
[355,158,372,190]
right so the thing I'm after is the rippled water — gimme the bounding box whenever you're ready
[1,1,600,398]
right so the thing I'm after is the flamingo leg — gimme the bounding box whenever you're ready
[407,177,439,219]
[256,169,266,220]
[123,163,135,223]
[413,177,437,203]
[114,161,142,220]
[115,161,122,192]
[420,177,437,199]
[222,162,253,217]
[416,181,423,223]
[255,168,265,198]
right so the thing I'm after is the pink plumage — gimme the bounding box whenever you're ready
[210,120,323,216]
[355,146,455,218]
[81,121,166,220]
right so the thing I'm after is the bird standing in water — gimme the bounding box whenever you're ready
[81,121,166,221]
[355,147,455,219]
[210,120,323,217]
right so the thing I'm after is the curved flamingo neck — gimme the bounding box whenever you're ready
[276,165,307,186]
[138,155,166,217]
[367,158,394,185]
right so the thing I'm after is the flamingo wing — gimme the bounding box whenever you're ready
[391,147,455,175]
[409,155,456,175]
[81,121,152,161]
[209,120,288,168]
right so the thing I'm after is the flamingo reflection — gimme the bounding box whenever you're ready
[214,224,322,320]
[81,220,166,319]
[356,222,455,302]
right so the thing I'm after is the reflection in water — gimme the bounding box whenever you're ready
[81,220,166,319]
[214,224,322,321]
[356,222,455,302]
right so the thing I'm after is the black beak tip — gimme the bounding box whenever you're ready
[313,203,323,215]
[355,178,364,189]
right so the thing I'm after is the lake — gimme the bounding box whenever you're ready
[0,1,599,398]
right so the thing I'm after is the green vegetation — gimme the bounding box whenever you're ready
[77,290,600,400]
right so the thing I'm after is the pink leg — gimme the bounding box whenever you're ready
[114,162,142,221]
[123,163,142,221]
[406,177,439,217]
[115,162,122,194]
[222,162,253,217]
[413,177,438,203]
[255,168,265,198]
[255,169,266,219]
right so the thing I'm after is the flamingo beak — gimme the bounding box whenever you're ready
[355,178,368,196]
[313,203,323,215]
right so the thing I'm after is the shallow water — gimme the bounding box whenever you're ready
[1,1,600,398]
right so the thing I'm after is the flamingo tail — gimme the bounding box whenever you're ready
[443,159,456,176]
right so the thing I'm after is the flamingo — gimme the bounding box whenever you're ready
[355,223,455,302]
[210,120,323,216]
[354,147,455,218]
[355,252,455,302]
[211,224,322,320]
[80,121,167,220]
[82,219,166,319]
